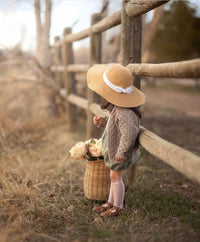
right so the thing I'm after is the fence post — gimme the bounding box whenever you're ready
[54,37,62,89]
[63,27,77,130]
[87,13,102,138]
[53,36,65,116]
[121,0,142,188]
[129,16,142,188]
[121,1,131,66]
[132,17,142,89]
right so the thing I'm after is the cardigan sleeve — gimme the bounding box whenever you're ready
[98,116,108,128]
[116,108,139,160]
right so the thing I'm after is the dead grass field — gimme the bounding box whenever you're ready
[0,63,200,241]
[0,109,200,241]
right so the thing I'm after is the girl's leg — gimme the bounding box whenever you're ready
[107,181,114,205]
[93,170,125,214]
[110,170,123,182]
[110,170,125,209]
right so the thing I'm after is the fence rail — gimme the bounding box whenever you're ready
[50,0,200,186]
[51,64,89,73]
[139,127,200,184]
[51,59,200,78]
[127,59,200,78]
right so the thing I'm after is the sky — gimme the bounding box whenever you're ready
[0,0,199,52]
[0,0,121,51]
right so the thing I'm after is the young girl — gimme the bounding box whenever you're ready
[87,64,145,217]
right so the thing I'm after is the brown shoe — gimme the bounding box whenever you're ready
[93,202,113,213]
[100,206,123,217]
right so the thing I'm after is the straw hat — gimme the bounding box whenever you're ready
[87,64,145,107]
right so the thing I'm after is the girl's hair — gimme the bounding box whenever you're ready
[100,97,114,112]
[129,107,142,119]
[100,97,142,119]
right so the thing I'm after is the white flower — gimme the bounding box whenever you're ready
[69,142,87,160]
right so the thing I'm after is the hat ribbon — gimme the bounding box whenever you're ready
[103,71,133,94]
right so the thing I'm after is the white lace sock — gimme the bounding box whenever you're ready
[108,182,114,205]
[112,179,125,209]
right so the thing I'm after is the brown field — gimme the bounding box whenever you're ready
[0,63,200,241]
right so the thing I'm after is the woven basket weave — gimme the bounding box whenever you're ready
[84,160,110,201]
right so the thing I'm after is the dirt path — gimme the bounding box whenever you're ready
[143,84,200,117]
[141,84,200,156]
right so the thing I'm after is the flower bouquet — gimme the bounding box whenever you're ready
[69,138,104,161]
[69,138,110,201]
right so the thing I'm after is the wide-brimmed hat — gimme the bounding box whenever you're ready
[87,64,145,107]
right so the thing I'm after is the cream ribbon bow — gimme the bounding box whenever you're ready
[103,71,133,94]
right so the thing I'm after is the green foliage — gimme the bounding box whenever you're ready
[151,0,200,62]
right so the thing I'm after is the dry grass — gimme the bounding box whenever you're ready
[0,119,84,241]
[0,117,200,242]
[0,54,200,241]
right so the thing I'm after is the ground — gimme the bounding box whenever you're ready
[0,82,200,241]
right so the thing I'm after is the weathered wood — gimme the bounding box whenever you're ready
[132,16,142,89]
[68,94,88,110]
[121,1,142,86]
[53,36,65,116]
[42,0,52,68]
[51,64,89,73]
[89,103,109,117]
[87,13,102,139]
[92,13,102,138]
[34,0,42,63]
[126,0,169,18]
[91,11,121,35]
[64,11,121,44]
[67,64,89,72]
[139,127,200,184]
[130,13,142,185]
[50,65,64,72]
[54,36,63,88]
[127,59,200,78]
[62,27,77,130]
[120,0,132,66]
[51,59,200,78]
[128,161,138,187]
[90,14,102,65]
[121,0,142,188]
[121,0,134,188]
[63,28,89,44]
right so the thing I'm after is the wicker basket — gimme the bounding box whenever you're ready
[84,159,110,201]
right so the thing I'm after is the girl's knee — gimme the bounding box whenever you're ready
[110,170,123,182]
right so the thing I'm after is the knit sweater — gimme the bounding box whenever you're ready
[102,106,140,164]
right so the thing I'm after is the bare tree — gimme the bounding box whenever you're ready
[34,0,42,60]
[142,5,165,63]
[34,0,52,68]
[100,0,109,16]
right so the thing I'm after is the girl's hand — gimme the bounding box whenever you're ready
[93,116,102,127]
[116,156,125,162]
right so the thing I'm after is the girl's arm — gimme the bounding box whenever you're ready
[93,116,108,128]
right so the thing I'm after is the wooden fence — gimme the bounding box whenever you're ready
[50,0,200,186]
